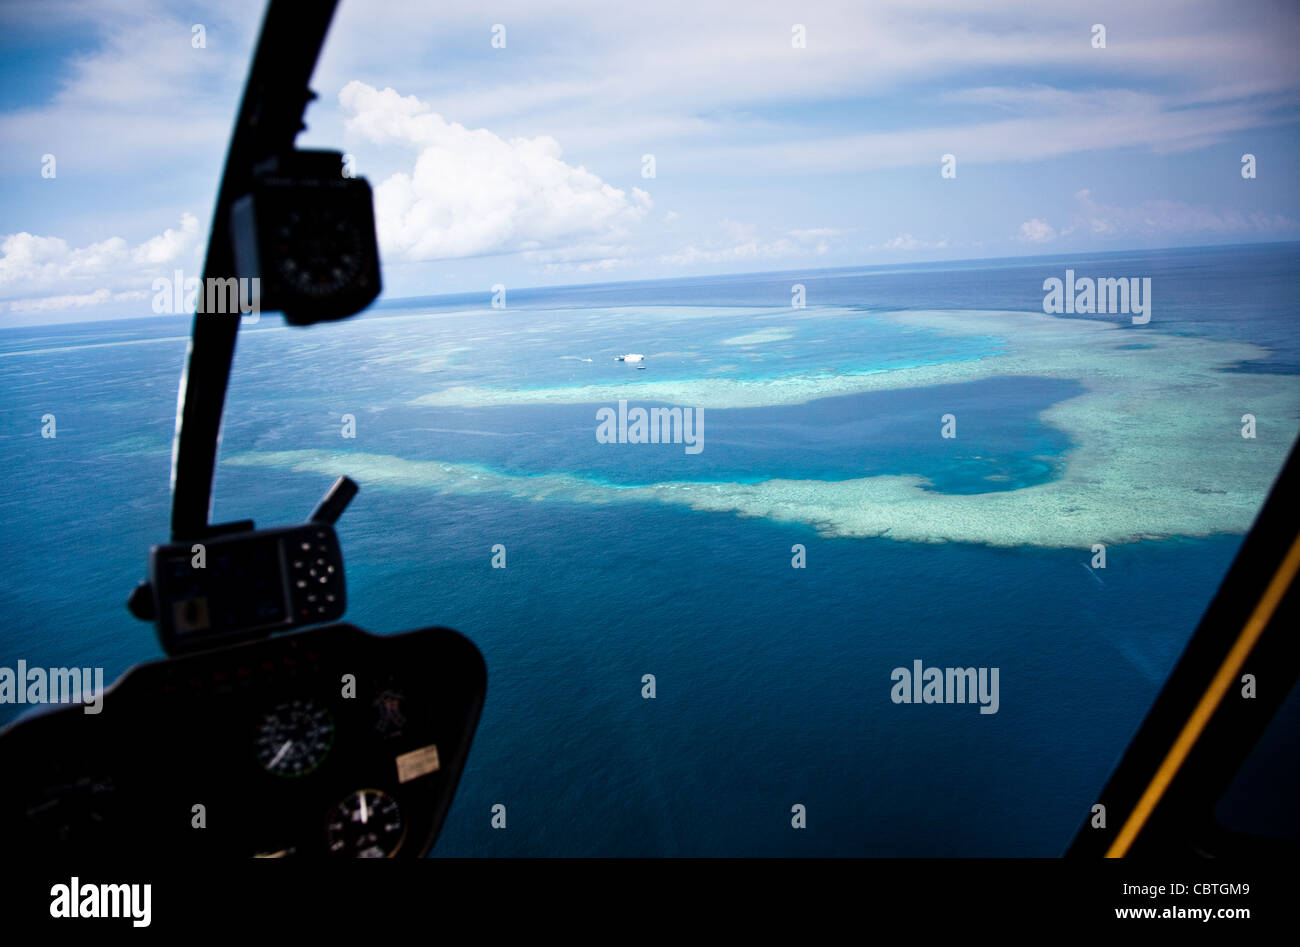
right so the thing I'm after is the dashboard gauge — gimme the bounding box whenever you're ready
[254,699,334,777]
[325,789,405,858]
[23,774,117,844]
[272,208,368,298]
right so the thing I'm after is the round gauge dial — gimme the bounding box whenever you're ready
[24,774,117,844]
[325,789,405,858]
[272,208,367,298]
[254,699,334,777]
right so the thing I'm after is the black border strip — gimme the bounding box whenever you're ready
[1067,438,1300,856]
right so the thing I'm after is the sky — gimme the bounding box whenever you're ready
[1,0,1298,326]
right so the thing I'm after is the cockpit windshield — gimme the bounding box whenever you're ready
[1,0,1297,867]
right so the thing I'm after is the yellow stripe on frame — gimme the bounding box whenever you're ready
[1106,530,1300,858]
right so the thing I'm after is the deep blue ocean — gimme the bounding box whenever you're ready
[2,243,1297,855]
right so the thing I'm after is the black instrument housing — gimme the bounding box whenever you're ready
[229,149,381,325]
[0,624,486,858]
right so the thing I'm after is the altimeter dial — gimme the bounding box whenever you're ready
[254,698,334,777]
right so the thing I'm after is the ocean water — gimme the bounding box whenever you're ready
[2,243,1298,855]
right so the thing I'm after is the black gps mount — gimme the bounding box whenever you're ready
[128,476,354,657]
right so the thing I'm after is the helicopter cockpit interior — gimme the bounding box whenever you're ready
[0,0,1296,889]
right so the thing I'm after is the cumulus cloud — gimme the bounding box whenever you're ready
[0,213,203,311]
[1018,218,1057,243]
[338,81,651,262]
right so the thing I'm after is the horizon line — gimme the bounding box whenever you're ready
[4,238,1297,331]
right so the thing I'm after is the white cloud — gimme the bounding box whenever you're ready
[679,92,1284,175]
[316,0,1300,161]
[1069,188,1297,236]
[789,227,844,241]
[3,0,1297,315]
[10,0,1292,192]
[871,234,950,251]
[534,257,624,274]
[1018,219,1057,243]
[0,213,202,310]
[0,1,257,176]
[132,216,204,264]
[1014,191,1299,247]
[660,221,837,265]
[339,81,651,262]
[7,289,148,313]
[522,242,631,273]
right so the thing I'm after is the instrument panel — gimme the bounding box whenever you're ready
[0,624,485,857]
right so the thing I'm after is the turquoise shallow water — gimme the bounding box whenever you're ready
[1,244,1297,854]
